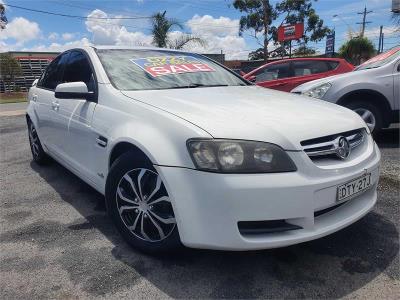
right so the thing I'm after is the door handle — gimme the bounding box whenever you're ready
[51,101,59,111]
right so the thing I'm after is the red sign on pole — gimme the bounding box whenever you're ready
[277,23,304,42]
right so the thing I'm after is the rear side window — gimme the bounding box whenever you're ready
[62,51,95,92]
[254,62,291,82]
[37,54,68,90]
[292,60,330,76]
[327,61,339,70]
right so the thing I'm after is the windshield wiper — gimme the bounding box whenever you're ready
[168,83,229,89]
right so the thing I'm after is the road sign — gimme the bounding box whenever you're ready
[277,23,304,42]
[325,32,335,55]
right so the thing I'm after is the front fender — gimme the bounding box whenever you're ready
[91,101,211,180]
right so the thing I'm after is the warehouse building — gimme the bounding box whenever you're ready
[0,51,58,92]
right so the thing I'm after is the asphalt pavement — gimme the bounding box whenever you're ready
[0,115,399,299]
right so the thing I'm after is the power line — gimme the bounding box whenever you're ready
[2,4,152,20]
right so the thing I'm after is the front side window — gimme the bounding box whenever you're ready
[62,51,95,92]
[96,49,248,91]
[292,60,329,76]
[254,63,291,82]
[37,55,65,90]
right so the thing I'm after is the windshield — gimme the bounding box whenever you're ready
[355,47,400,71]
[96,49,248,91]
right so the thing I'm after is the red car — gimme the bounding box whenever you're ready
[243,58,354,92]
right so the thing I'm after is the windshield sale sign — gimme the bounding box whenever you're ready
[130,55,215,77]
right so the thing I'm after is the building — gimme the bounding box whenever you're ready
[0,51,59,93]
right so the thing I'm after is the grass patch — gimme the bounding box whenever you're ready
[0,92,28,104]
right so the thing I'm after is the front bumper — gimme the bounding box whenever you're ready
[156,141,381,250]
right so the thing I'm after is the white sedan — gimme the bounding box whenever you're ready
[27,46,381,252]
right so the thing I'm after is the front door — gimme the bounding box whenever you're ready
[52,50,98,184]
[34,54,67,151]
[254,62,293,91]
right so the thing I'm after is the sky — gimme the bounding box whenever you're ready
[0,0,399,59]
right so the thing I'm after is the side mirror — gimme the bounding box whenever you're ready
[55,82,94,101]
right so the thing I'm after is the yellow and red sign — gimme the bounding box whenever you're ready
[130,55,215,77]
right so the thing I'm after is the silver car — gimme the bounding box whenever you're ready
[292,47,400,135]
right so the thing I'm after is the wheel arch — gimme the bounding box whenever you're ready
[336,89,392,127]
[108,140,154,170]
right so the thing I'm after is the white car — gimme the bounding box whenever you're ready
[292,47,400,135]
[27,46,381,252]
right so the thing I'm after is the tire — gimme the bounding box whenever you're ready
[105,151,181,253]
[28,120,50,165]
[344,101,383,137]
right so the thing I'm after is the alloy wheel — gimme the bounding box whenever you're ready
[354,108,376,132]
[115,168,176,242]
[29,123,40,158]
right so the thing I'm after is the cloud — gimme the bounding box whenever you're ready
[24,38,92,52]
[0,17,41,45]
[62,33,75,41]
[187,14,239,37]
[84,9,152,46]
[186,15,248,59]
[0,9,250,59]
[48,32,59,40]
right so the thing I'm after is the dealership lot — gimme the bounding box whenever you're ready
[0,115,399,299]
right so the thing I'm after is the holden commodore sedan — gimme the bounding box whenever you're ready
[27,46,380,253]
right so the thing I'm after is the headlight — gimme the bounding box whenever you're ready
[187,139,297,173]
[302,82,331,99]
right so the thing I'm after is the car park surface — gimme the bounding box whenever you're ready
[0,115,399,298]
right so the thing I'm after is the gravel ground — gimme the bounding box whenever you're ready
[0,115,399,299]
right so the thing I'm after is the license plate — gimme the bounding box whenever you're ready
[337,174,371,202]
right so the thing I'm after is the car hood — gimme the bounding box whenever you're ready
[122,86,366,150]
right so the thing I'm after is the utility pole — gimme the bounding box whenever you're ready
[356,6,373,37]
[378,26,383,53]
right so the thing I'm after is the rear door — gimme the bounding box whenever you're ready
[51,50,98,183]
[34,54,67,150]
[253,62,293,91]
[289,60,332,90]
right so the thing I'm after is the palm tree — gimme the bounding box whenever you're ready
[339,37,376,65]
[151,11,206,50]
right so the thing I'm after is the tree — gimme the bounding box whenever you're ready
[339,37,376,65]
[151,11,206,50]
[0,53,22,93]
[293,44,316,56]
[233,0,330,60]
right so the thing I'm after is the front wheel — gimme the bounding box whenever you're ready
[345,101,383,136]
[105,152,181,253]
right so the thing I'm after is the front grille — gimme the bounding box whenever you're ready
[301,128,365,159]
